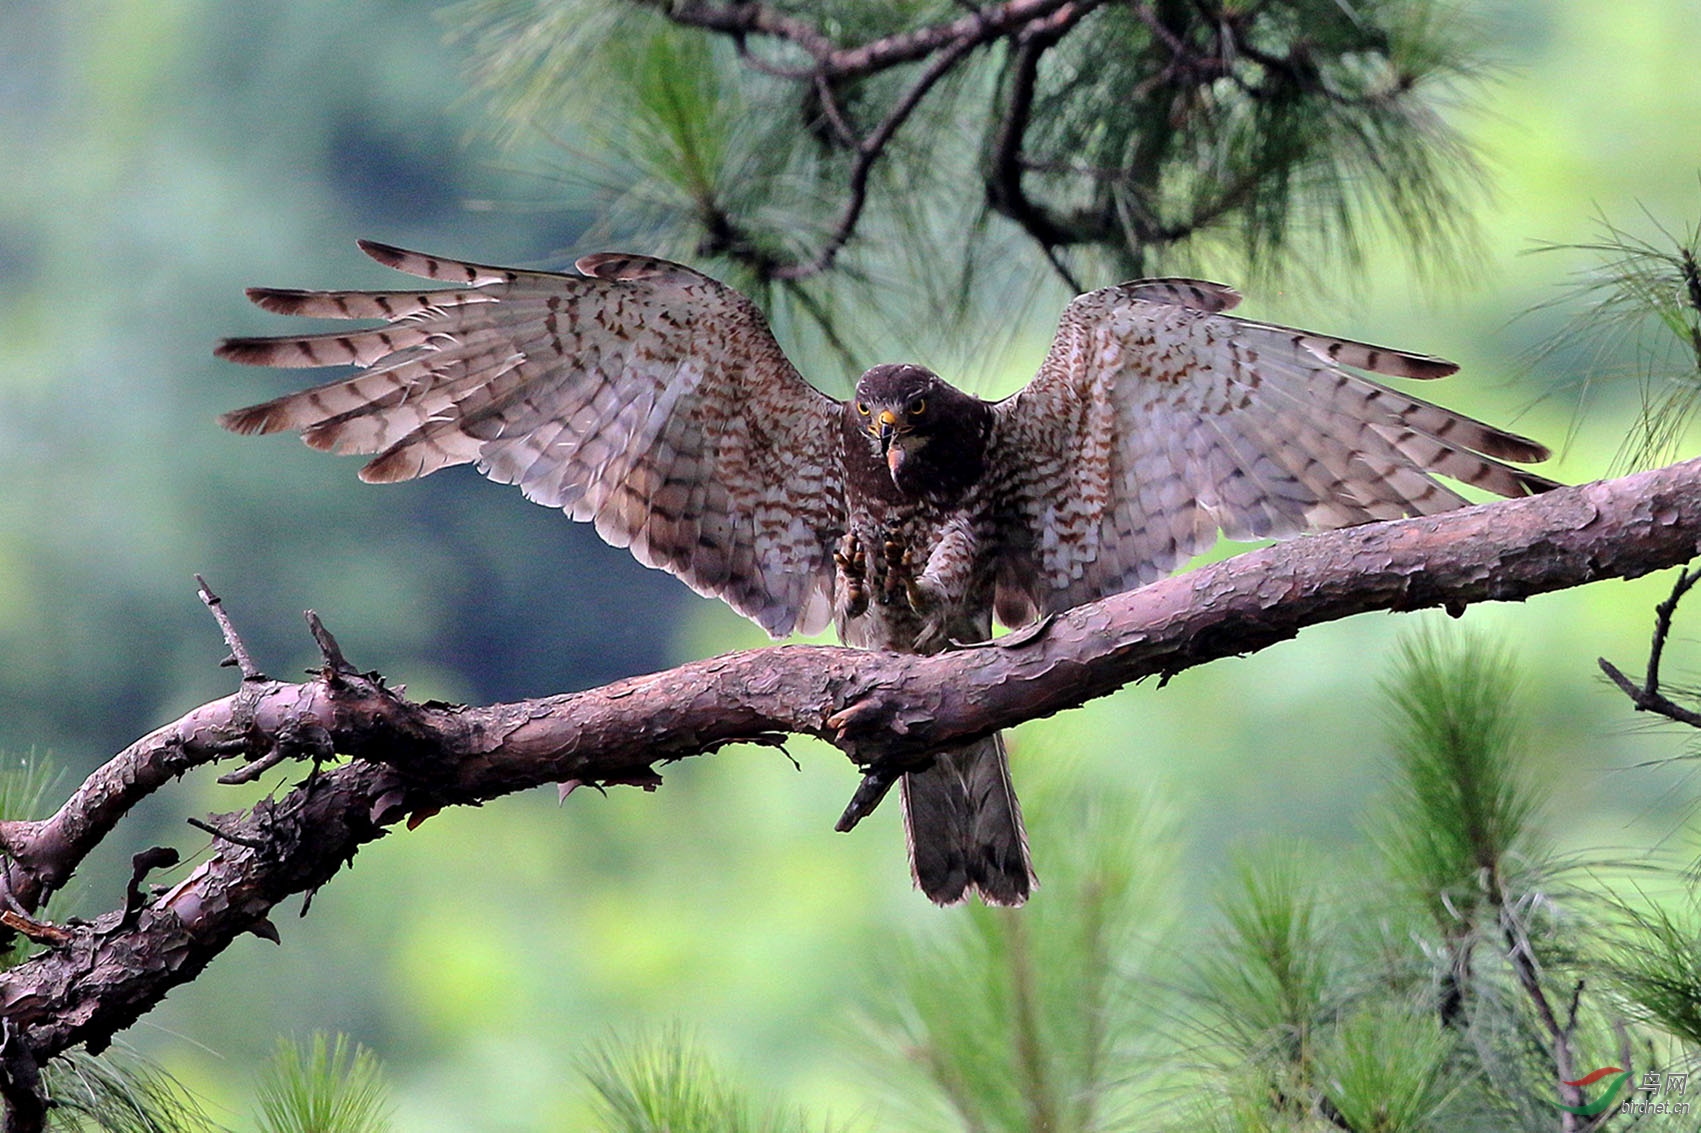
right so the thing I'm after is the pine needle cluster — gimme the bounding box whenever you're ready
[447,0,1491,362]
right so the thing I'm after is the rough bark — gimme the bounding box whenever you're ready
[0,456,1697,1116]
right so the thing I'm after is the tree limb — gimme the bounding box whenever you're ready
[0,457,1698,1082]
[658,0,1087,80]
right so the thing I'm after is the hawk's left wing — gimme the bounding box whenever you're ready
[988,278,1555,625]
[218,242,846,638]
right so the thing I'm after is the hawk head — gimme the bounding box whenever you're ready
[849,364,991,502]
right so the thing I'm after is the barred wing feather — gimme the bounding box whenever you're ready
[218,242,845,638]
[990,277,1555,624]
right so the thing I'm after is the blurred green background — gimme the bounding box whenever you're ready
[4,1,1701,1127]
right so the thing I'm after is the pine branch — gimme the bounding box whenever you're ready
[0,458,1698,1124]
[985,20,1098,283]
[656,0,1088,80]
[771,18,988,281]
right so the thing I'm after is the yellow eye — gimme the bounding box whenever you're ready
[856,401,870,416]
[909,397,926,415]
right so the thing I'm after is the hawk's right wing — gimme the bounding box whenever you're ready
[988,278,1555,625]
[219,242,846,638]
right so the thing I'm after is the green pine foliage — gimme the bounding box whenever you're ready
[1192,849,1340,1101]
[1377,628,1543,937]
[0,751,59,828]
[1531,205,1701,469]
[1181,843,1478,1133]
[252,1033,394,1133]
[1606,896,1701,1050]
[448,0,1490,346]
[40,1050,218,1133]
[1316,1011,1458,1133]
[0,751,62,970]
[856,789,1178,1132]
[576,1024,837,1133]
[1168,627,1697,1132]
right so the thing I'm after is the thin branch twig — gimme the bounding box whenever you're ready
[185,817,266,851]
[195,574,263,681]
[774,21,986,280]
[1599,564,1701,728]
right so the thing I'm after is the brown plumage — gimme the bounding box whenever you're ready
[218,242,1556,906]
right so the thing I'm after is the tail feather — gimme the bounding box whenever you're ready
[901,732,1034,906]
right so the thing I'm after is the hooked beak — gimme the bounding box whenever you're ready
[874,409,899,452]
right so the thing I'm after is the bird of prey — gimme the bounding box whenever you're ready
[217,241,1555,906]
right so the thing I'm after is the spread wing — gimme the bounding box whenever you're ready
[218,242,846,637]
[990,278,1555,624]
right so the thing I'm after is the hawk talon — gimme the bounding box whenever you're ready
[878,539,905,605]
[880,540,938,617]
[826,696,880,738]
[834,532,869,619]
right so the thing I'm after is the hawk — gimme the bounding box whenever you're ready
[217,241,1554,906]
